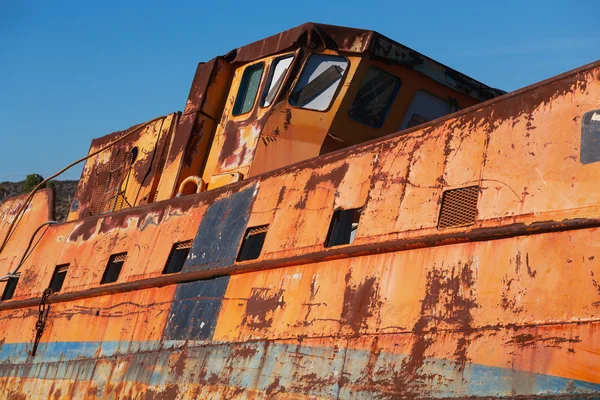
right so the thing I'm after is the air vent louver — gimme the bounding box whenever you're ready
[437,186,479,229]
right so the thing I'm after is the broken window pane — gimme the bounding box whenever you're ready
[349,67,401,127]
[262,55,294,107]
[290,54,348,111]
[233,63,264,115]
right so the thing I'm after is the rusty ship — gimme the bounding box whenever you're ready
[1,22,599,399]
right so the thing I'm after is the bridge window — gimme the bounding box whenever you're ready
[290,54,348,111]
[325,208,362,247]
[233,63,265,115]
[349,67,401,128]
[49,264,69,293]
[163,240,193,274]
[1,274,19,301]
[262,55,294,107]
[101,253,127,284]
[399,90,460,130]
[237,225,269,261]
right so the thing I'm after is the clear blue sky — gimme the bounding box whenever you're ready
[1,1,598,181]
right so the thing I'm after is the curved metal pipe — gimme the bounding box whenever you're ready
[7,221,58,279]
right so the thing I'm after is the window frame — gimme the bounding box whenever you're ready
[287,53,350,113]
[347,66,402,128]
[399,89,461,131]
[260,53,295,108]
[236,225,269,262]
[100,252,127,285]
[162,240,193,275]
[232,62,266,117]
[1,274,20,301]
[48,264,69,293]
[324,207,363,248]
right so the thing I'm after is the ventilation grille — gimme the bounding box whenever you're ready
[110,253,128,263]
[246,225,269,236]
[437,186,479,229]
[89,150,135,216]
[175,240,193,250]
[56,264,69,273]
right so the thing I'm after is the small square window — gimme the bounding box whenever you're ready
[325,208,362,248]
[237,225,269,262]
[163,240,193,274]
[348,67,401,128]
[49,264,69,293]
[233,63,264,116]
[1,274,20,301]
[100,253,127,284]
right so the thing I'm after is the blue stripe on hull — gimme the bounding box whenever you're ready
[0,339,598,398]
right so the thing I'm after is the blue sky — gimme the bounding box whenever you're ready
[1,1,599,181]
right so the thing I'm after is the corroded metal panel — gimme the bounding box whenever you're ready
[163,276,230,341]
[183,183,257,271]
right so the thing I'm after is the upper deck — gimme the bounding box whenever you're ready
[63,23,503,222]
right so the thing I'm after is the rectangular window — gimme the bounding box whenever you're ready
[237,225,269,262]
[325,208,362,248]
[100,253,127,284]
[348,67,401,128]
[163,240,193,274]
[233,63,264,115]
[399,90,460,130]
[1,274,19,301]
[289,54,348,111]
[261,55,294,107]
[49,264,69,293]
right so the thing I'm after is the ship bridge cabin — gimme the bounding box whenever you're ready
[67,23,503,221]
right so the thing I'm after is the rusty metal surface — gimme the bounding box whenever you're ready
[0,26,599,400]
[226,22,503,101]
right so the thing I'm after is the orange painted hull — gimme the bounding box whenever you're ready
[1,57,599,398]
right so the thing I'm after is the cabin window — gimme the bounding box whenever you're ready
[349,67,402,128]
[325,208,362,248]
[1,274,19,301]
[101,253,127,284]
[289,54,348,111]
[233,63,265,116]
[49,264,69,293]
[261,55,294,107]
[399,90,460,130]
[163,240,193,274]
[437,186,479,229]
[237,225,269,261]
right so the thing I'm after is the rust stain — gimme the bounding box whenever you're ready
[265,376,283,395]
[506,333,582,349]
[242,288,285,329]
[231,345,258,359]
[341,271,381,334]
[295,163,350,209]
[393,259,478,395]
